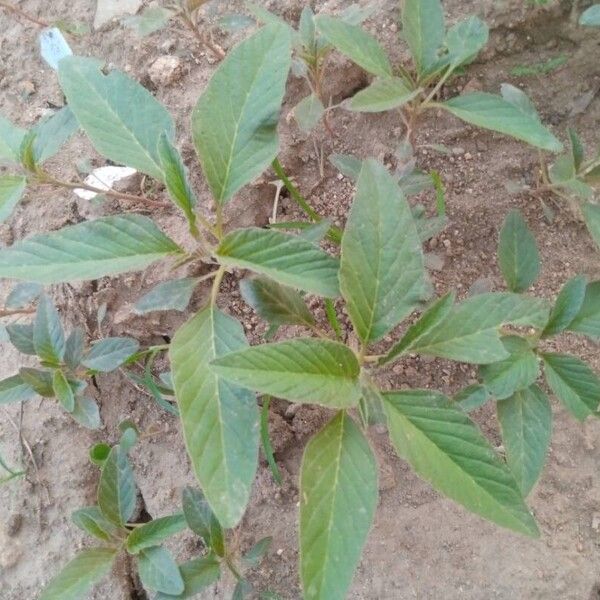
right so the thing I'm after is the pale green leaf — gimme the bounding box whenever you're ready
[217,228,340,298]
[53,369,75,412]
[348,77,420,112]
[134,278,199,314]
[138,546,184,595]
[32,106,79,164]
[5,281,43,309]
[242,537,272,567]
[0,374,36,405]
[64,327,86,369]
[300,412,378,600]
[0,114,26,163]
[328,153,362,180]
[381,292,454,364]
[0,175,26,223]
[542,275,587,337]
[82,337,139,372]
[39,548,117,600]
[580,4,600,25]
[33,294,65,364]
[582,203,600,251]
[441,93,563,152]
[340,159,426,342]
[71,506,119,542]
[446,16,489,67]
[500,83,540,121]
[240,276,315,328]
[154,556,221,600]
[568,280,600,339]
[123,6,174,36]
[71,395,101,429]
[211,338,361,408]
[497,384,552,496]
[384,391,539,536]
[0,214,182,283]
[58,56,175,180]
[479,336,539,400]
[182,486,225,556]
[126,514,187,554]
[293,94,325,132]
[542,353,600,421]
[315,15,392,77]
[409,293,549,364]
[453,384,491,412]
[401,0,445,77]
[192,24,292,204]
[98,444,136,527]
[170,307,259,528]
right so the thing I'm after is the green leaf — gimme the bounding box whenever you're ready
[0,215,181,283]
[233,579,254,600]
[446,16,488,68]
[217,228,340,298]
[82,337,140,372]
[542,353,600,421]
[6,323,36,355]
[497,384,552,496]
[53,369,75,412]
[568,280,600,339]
[242,536,272,567]
[384,391,539,536]
[211,338,361,408]
[0,114,26,164]
[5,281,43,309]
[123,6,174,36]
[0,374,36,405]
[340,159,426,342]
[154,556,221,600]
[348,77,420,113]
[33,294,65,364]
[71,395,101,429]
[568,128,584,171]
[39,548,117,600]
[408,292,549,364]
[580,4,600,25]
[134,278,198,314]
[401,0,445,77]
[300,412,378,600]
[170,307,259,528]
[71,506,119,542]
[240,276,315,328]
[582,202,600,251]
[192,24,292,204]
[479,336,539,400]
[98,445,136,527]
[453,384,491,412]
[64,327,85,370]
[328,153,362,180]
[157,133,197,232]
[293,94,325,132]
[19,367,54,397]
[381,292,454,364]
[126,514,187,554]
[315,15,392,77]
[32,106,79,164]
[542,275,587,337]
[0,175,26,224]
[137,546,184,595]
[440,93,562,152]
[58,56,175,180]
[182,486,225,556]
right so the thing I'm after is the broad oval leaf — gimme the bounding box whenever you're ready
[134,277,199,314]
[542,353,600,421]
[542,275,587,337]
[409,292,549,364]
[446,16,489,68]
[293,94,325,132]
[53,369,75,412]
[497,384,552,496]
[300,412,378,600]
[58,56,175,180]
[315,15,392,77]
[192,24,292,204]
[98,444,136,527]
[348,77,420,113]
[64,327,86,370]
[137,545,184,595]
[71,395,102,429]
[384,391,539,536]
[0,114,26,164]
[6,323,36,355]
[0,175,26,224]
[568,280,600,339]
[340,159,426,342]
[170,307,259,528]
[498,210,540,292]
[211,338,361,408]
[182,486,225,556]
[217,228,340,298]
[154,556,221,600]
[126,513,187,554]
[71,506,119,542]
[33,294,65,364]
[0,374,36,405]
[39,547,117,600]
[441,92,562,152]
[82,337,140,372]
[0,215,182,283]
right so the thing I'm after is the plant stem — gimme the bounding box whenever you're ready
[0,0,49,27]
[271,158,320,222]
[215,204,224,240]
[210,266,225,305]
[179,9,225,59]
[421,65,455,107]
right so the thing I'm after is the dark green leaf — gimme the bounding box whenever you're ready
[568,128,584,171]
[126,514,187,554]
[89,442,111,466]
[137,546,184,595]
[568,280,600,339]
[182,486,225,556]
[98,445,136,527]
[34,294,65,364]
[542,275,587,337]
[82,337,140,372]
[53,369,75,412]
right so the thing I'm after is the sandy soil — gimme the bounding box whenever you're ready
[1,0,600,598]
